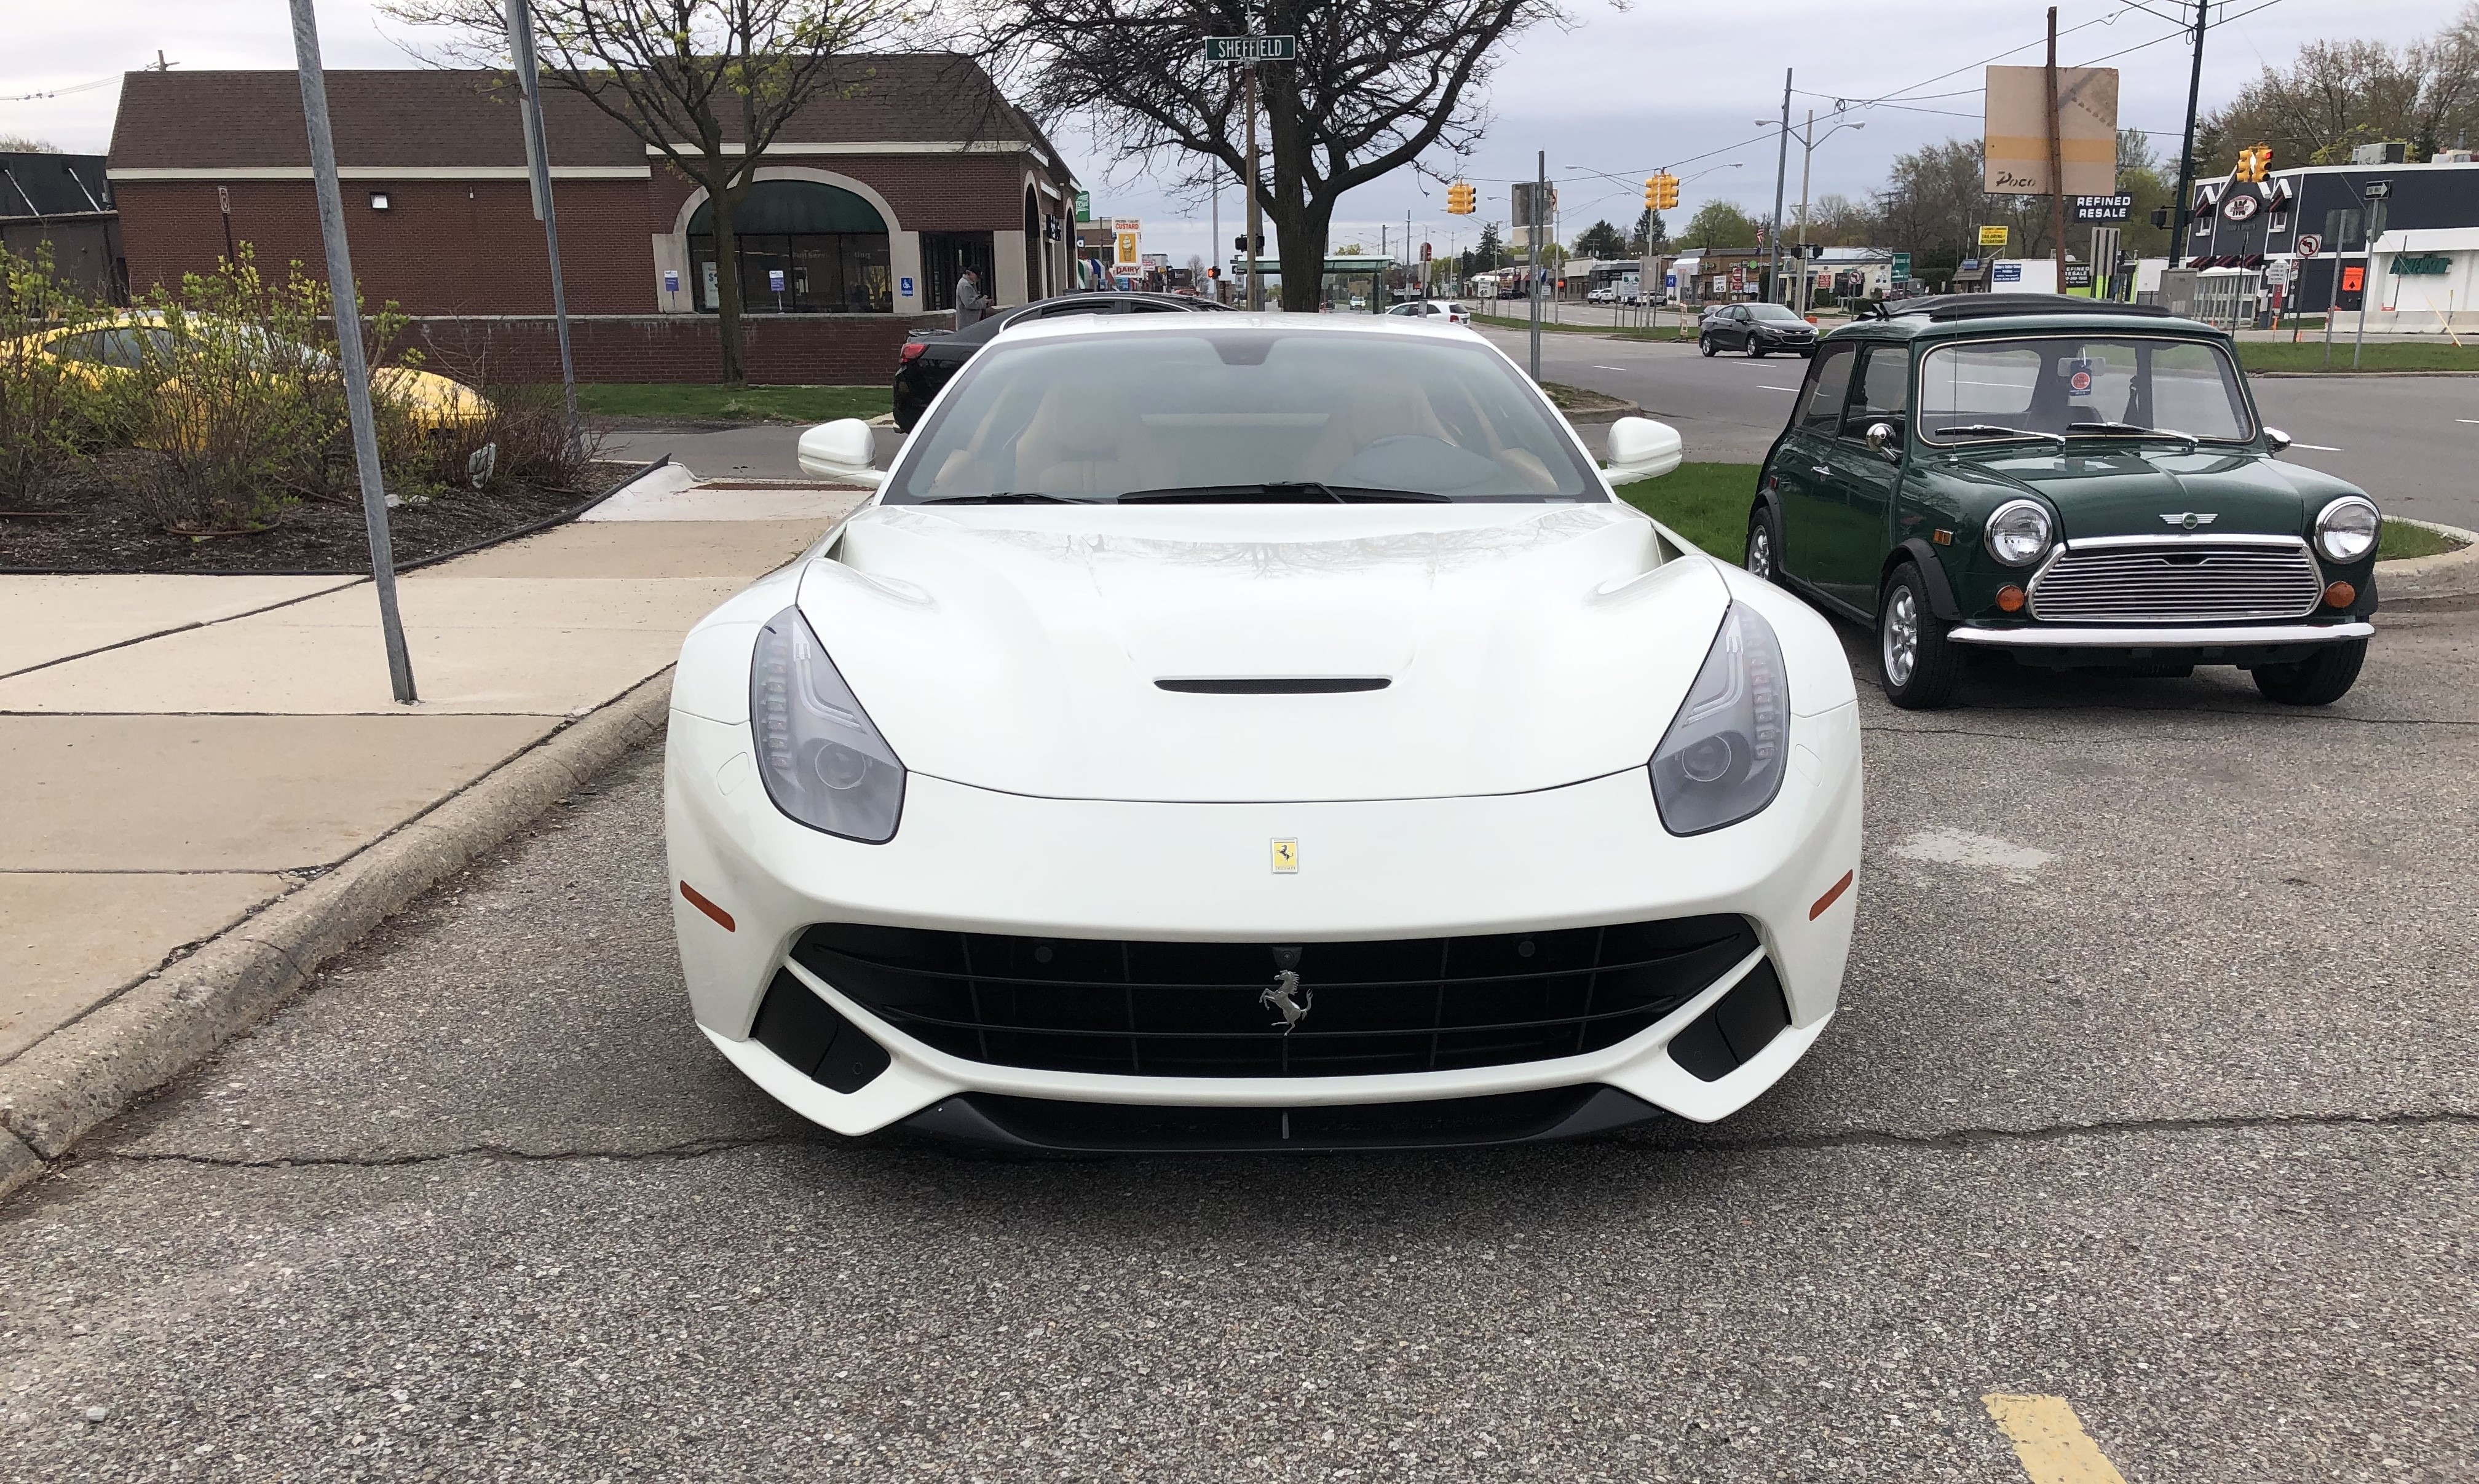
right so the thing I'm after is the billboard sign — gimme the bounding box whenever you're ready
[2070,194,2134,223]
[1985,65,2119,195]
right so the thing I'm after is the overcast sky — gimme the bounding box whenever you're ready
[4,0,2451,270]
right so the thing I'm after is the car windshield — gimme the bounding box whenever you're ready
[1747,304,1805,323]
[1920,335,2252,444]
[887,329,1603,503]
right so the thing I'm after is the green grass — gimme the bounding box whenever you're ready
[2379,519,2469,561]
[574,383,892,423]
[2237,341,2479,373]
[1613,462,1761,556]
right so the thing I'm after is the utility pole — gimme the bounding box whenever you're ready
[1244,61,1263,310]
[1795,108,1814,313]
[1769,69,1792,304]
[2169,0,2210,270]
[506,0,579,460]
[288,0,414,705]
[2046,7,2069,294]
[1529,151,1544,380]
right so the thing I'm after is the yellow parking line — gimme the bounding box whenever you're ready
[1982,1394,2130,1484]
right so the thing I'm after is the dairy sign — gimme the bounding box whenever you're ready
[1112,219,1142,271]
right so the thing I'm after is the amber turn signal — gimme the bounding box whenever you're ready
[1809,869,1856,920]
[2323,580,2356,609]
[1995,585,2026,613]
[679,880,735,932]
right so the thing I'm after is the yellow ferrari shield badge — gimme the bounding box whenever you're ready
[1270,839,1300,874]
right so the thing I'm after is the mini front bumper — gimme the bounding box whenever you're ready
[663,703,1862,1142]
[1950,620,2373,649]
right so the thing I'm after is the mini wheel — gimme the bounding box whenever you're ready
[1877,563,1963,709]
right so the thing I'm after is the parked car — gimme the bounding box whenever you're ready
[892,292,1227,430]
[1587,287,1614,304]
[668,314,1862,1153]
[1382,299,1473,325]
[1699,302,1819,358]
[1746,293,2379,709]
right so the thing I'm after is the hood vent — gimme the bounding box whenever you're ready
[1155,677,1391,695]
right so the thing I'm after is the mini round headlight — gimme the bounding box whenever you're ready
[2314,496,2380,564]
[1984,499,2054,567]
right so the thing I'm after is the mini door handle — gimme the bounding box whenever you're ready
[1810,465,1832,478]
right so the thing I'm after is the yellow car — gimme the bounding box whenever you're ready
[9,314,489,435]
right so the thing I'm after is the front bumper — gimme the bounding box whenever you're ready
[1950,619,2372,650]
[664,703,1862,1143]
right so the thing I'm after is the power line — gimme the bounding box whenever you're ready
[1,76,118,103]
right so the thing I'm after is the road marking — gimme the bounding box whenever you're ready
[2459,418,2479,424]
[2292,442,2343,451]
[1983,1395,2130,1484]
[1592,365,1628,371]
[1758,385,1799,392]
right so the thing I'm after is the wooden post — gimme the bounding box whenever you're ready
[2047,7,2069,293]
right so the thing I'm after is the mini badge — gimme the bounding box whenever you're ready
[1270,838,1300,874]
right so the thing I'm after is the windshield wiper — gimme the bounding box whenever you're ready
[1934,424,2067,449]
[2066,420,2199,451]
[916,492,1102,505]
[1117,481,1450,504]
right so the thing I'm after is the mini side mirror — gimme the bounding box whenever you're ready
[2264,427,2292,456]
[1864,420,1902,462]
[796,417,886,486]
[1601,416,1684,484]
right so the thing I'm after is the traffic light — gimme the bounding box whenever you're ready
[1233,234,1265,253]
[1646,172,1679,210]
[2236,144,2273,183]
[1207,267,1220,280]
[1446,181,1476,215]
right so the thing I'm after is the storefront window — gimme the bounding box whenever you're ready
[688,180,892,313]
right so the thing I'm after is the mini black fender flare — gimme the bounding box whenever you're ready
[1887,538,1964,622]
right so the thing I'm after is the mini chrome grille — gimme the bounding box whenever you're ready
[2028,542,2323,623]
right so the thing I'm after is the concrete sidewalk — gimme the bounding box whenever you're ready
[0,465,863,1073]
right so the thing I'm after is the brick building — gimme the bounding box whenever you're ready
[105,58,1078,382]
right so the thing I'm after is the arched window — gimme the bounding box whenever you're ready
[688,179,892,314]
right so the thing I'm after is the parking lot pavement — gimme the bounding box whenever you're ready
[5,611,2476,1479]
[600,424,903,481]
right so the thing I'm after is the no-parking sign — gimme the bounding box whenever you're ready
[2296,234,2321,258]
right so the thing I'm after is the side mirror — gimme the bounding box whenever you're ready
[1600,416,1685,483]
[2264,427,2292,456]
[1864,420,1902,463]
[796,417,885,486]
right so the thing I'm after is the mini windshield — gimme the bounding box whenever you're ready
[888,330,1603,503]
[1747,304,1805,323]
[1920,335,2253,444]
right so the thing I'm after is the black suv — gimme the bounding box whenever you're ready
[1699,302,1819,358]
[893,292,1230,430]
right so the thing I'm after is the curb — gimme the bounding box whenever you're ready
[2376,517,2479,606]
[0,667,677,1198]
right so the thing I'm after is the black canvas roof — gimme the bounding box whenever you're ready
[0,153,114,220]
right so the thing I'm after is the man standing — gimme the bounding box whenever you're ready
[955,266,989,330]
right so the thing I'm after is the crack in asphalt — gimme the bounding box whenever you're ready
[82,1108,2478,1174]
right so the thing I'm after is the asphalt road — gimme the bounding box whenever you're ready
[1481,325,2479,532]
[599,424,903,483]
[6,599,2477,1479]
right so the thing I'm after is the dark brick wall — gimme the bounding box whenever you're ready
[400,314,943,384]
[116,178,658,314]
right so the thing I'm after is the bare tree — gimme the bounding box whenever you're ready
[983,0,1563,311]
[389,0,908,382]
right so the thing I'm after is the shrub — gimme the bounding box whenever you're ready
[389,327,601,494]
[0,246,114,505]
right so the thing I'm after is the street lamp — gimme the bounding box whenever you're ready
[1758,114,1865,310]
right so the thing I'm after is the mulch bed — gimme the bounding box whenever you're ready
[0,454,644,575]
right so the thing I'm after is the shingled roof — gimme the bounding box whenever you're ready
[109,56,1066,174]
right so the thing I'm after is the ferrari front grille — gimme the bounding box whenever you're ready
[2028,541,2324,623]
[791,917,1760,1078]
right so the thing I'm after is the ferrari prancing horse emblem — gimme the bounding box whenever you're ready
[1270,838,1299,874]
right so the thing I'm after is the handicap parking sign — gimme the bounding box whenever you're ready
[767,268,787,293]
[899,276,915,298]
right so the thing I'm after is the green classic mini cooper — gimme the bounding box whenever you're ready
[1746,294,2379,709]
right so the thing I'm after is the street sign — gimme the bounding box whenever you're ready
[1979,225,2010,250]
[1420,242,1432,262]
[1074,190,1091,223]
[2265,258,2292,286]
[1993,261,2024,284]
[1891,251,1911,282]
[2063,265,2094,288]
[1205,36,1297,62]
[2363,180,2392,200]
[2296,234,2320,258]
[2070,194,2133,223]
[767,268,786,293]
[1512,181,1556,227]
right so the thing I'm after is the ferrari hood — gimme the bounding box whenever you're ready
[794,502,1738,803]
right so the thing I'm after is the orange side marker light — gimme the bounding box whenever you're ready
[2323,580,2356,609]
[1809,869,1855,920]
[679,880,735,932]
[1995,585,2026,613]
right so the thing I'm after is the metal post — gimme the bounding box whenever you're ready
[1243,63,1263,311]
[1768,70,1791,304]
[2322,246,2340,368]
[1211,174,1219,304]
[1795,109,1813,314]
[2046,7,2069,294]
[217,184,236,266]
[288,0,414,705]
[1528,151,1543,381]
[506,0,579,456]
[2353,195,2386,370]
[2169,0,2209,270]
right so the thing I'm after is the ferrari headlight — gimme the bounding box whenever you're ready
[749,606,905,843]
[1983,499,2054,566]
[1650,603,1789,836]
[2314,496,2379,564]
